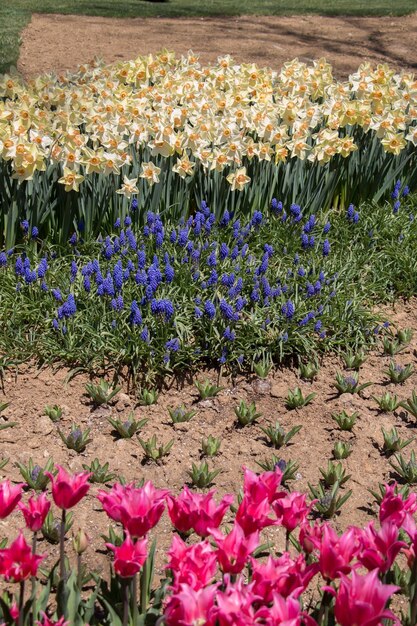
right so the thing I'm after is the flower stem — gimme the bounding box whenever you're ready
[123,579,130,626]
[31,531,37,597]
[409,557,417,625]
[18,580,25,626]
[131,573,138,623]
[285,529,291,553]
[59,509,67,582]
[318,586,332,625]
[77,553,82,590]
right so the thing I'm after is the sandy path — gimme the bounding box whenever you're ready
[17,12,417,78]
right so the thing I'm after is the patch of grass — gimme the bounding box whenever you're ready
[1,0,416,74]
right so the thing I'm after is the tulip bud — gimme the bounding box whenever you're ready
[73,528,89,554]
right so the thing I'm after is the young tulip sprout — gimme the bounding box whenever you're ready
[319,461,351,487]
[331,410,358,432]
[234,400,261,426]
[85,378,121,406]
[381,427,413,454]
[390,450,417,484]
[137,387,159,406]
[309,481,352,518]
[58,424,92,453]
[386,361,413,384]
[15,458,57,491]
[397,328,413,346]
[382,336,403,356]
[201,435,222,457]
[260,421,302,449]
[256,457,299,486]
[195,379,223,400]
[107,414,148,439]
[342,349,367,370]
[285,387,316,409]
[372,392,401,413]
[138,434,174,462]
[82,458,117,484]
[400,391,417,420]
[168,405,197,424]
[333,441,352,460]
[188,461,222,488]
[333,372,372,395]
[253,361,272,379]
[299,360,320,381]
[44,404,63,422]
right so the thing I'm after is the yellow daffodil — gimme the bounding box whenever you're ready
[172,155,195,178]
[58,167,85,192]
[381,132,407,155]
[140,161,161,186]
[226,167,251,191]
[116,175,139,198]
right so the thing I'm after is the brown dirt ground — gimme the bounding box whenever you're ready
[1,298,417,595]
[17,12,417,79]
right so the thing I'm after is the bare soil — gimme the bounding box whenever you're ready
[17,12,417,79]
[1,298,417,580]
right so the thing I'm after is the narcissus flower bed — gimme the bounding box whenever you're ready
[1,53,417,244]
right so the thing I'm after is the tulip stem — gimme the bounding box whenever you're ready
[59,509,67,582]
[77,553,82,590]
[410,557,417,625]
[318,586,332,625]
[123,579,130,626]
[18,580,25,626]
[285,529,291,553]
[131,573,139,622]
[31,531,37,598]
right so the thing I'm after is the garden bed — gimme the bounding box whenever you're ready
[17,12,417,79]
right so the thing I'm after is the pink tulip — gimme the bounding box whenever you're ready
[0,480,23,519]
[251,553,318,601]
[0,533,44,582]
[317,524,358,581]
[400,518,417,568]
[298,520,324,555]
[209,523,259,575]
[46,465,91,510]
[36,614,70,626]
[331,569,399,626]
[166,486,195,534]
[164,583,217,626]
[213,578,259,626]
[379,482,417,529]
[96,482,126,523]
[235,495,275,535]
[255,592,317,626]
[106,533,147,579]
[241,466,283,504]
[98,481,167,538]
[167,487,233,537]
[167,535,217,590]
[273,491,312,532]
[357,521,406,574]
[19,493,51,532]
